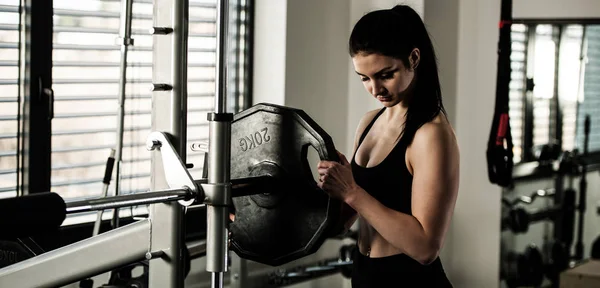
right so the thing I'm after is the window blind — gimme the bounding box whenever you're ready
[576,25,600,152]
[51,0,249,199]
[509,23,529,163]
[0,0,20,198]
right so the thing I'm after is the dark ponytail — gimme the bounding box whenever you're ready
[349,5,446,145]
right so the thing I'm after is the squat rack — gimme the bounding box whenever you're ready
[0,0,232,287]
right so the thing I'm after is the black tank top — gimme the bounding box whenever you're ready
[351,108,412,214]
[349,108,453,288]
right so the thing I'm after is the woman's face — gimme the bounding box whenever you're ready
[351,51,418,107]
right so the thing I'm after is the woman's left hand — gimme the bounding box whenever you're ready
[317,151,359,202]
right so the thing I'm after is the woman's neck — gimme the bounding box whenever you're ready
[383,102,408,123]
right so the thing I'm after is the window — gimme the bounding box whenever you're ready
[51,0,251,200]
[0,0,20,199]
[576,25,600,152]
[509,23,528,163]
[51,0,161,199]
[558,25,585,152]
[509,22,600,165]
[0,0,252,201]
[530,25,559,150]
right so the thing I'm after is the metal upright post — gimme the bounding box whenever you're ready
[205,1,232,288]
[111,0,135,229]
[229,251,248,288]
[214,1,229,115]
[149,0,189,286]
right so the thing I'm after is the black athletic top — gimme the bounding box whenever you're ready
[350,108,452,287]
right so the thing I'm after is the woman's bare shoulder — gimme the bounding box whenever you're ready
[357,109,382,130]
[409,114,459,164]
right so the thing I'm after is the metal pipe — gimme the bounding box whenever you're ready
[66,188,193,214]
[0,219,150,288]
[575,114,590,261]
[206,203,229,270]
[112,0,135,230]
[574,27,589,262]
[195,176,278,198]
[212,272,224,288]
[529,206,562,223]
[243,0,255,110]
[250,258,353,288]
[206,2,231,287]
[206,117,232,277]
[511,188,556,206]
[171,0,189,156]
[144,0,190,285]
[229,250,247,288]
[214,0,229,113]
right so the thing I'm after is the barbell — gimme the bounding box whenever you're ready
[0,103,347,268]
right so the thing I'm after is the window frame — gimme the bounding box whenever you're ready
[511,18,600,181]
[19,0,53,195]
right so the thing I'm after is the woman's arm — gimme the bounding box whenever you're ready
[345,122,459,264]
[341,202,359,231]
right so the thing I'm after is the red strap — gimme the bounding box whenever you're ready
[496,113,509,146]
[499,20,512,29]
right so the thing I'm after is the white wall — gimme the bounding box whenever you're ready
[252,0,287,106]
[513,0,600,19]
[284,0,351,156]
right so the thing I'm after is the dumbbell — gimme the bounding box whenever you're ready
[501,244,544,288]
[502,206,561,234]
[544,240,570,285]
[339,244,356,279]
[502,189,575,235]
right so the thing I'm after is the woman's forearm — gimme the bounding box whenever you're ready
[345,187,440,264]
[340,202,358,231]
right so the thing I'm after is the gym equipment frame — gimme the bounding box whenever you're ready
[0,0,233,287]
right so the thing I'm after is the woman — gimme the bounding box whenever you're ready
[317,5,459,287]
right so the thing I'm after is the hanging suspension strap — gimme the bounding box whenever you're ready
[487,0,514,188]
